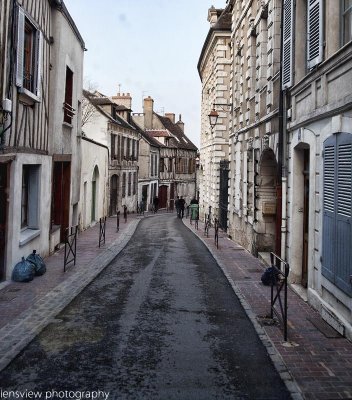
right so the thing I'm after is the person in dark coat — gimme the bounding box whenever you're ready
[153,196,159,213]
[175,196,180,218]
[179,196,185,218]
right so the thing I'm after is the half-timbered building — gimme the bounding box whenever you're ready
[0,0,84,281]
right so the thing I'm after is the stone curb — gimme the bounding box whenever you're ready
[183,220,304,400]
[0,219,140,373]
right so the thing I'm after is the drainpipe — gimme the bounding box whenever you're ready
[278,1,288,260]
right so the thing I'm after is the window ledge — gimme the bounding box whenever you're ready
[19,229,40,247]
[18,88,40,105]
[63,122,73,129]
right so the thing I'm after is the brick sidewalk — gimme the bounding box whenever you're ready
[183,217,352,400]
[0,213,142,371]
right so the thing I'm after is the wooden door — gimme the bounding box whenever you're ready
[158,185,168,209]
[52,162,71,242]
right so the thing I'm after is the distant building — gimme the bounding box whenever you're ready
[198,4,232,227]
[133,96,198,210]
[82,91,139,217]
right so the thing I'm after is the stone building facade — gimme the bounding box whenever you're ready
[228,0,282,256]
[198,5,232,225]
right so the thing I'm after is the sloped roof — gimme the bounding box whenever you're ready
[157,115,198,151]
[83,91,136,131]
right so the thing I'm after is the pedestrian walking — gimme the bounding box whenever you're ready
[179,196,185,218]
[175,196,180,218]
[153,196,159,213]
[123,205,128,222]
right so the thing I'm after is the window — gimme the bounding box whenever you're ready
[132,139,135,160]
[307,0,323,69]
[151,154,154,176]
[169,158,173,172]
[128,172,132,196]
[160,158,165,173]
[64,67,74,124]
[322,133,352,296]
[133,172,137,195]
[111,134,117,159]
[21,165,40,229]
[21,167,29,228]
[127,138,131,159]
[16,7,42,98]
[122,137,126,160]
[118,135,121,161]
[122,173,126,198]
[282,0,294,89]
[342,0,352,45]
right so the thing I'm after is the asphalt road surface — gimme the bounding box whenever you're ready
[0,214,291,400]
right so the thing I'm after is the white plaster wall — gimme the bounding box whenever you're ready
[80,140,109,230]
[6,154,52,279]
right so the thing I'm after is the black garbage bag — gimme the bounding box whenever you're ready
[261,267,278,286]
[27,250,46,276]
[12,257,35,282]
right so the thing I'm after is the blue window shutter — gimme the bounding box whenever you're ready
[335,134,352,296]
[322,133,352,296]
[16,6,25,88]
[282,0,294,89]
[307,0,323,69]
[322,137,336,282]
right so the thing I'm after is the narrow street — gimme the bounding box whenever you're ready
[0,214,290,400]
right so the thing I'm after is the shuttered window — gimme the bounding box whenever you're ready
[282,0,294,89]
[16,6,43,98]
[322,133,352,296]
[307,0,323,69]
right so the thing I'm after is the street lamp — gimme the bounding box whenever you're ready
[208,108,219,129]
[208,103,232,129]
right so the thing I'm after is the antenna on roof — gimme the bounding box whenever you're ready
[117,83,122,93]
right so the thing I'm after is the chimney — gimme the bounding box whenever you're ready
[165,113,175,124]
[208,6,219,27]
[111,92,132,109]
[176,114,184,132]
[143,96,154,129]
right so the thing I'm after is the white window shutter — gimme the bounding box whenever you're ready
[16,6,25,88]
[35,31,43,99]
[282,0,294,89]
[307,0,323,69]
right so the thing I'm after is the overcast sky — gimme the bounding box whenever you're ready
[64,0,226,147]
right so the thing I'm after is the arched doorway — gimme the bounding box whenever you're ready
[255,149,278,253]
[109,174,119,216]
[91,166,99,222]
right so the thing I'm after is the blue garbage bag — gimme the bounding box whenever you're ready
[261,267,278,286]
[12,257,35,282]
[27,250,46,276]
